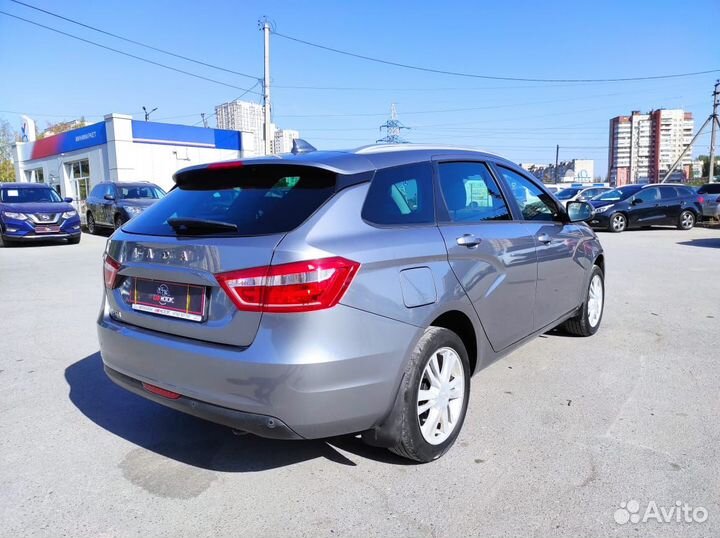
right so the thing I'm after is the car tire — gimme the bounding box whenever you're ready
[384,326,471,463]
[114,214,125,230]
[608,213,627,233]
[86,212,97,234]
[677,210,695,230]
[564,265,604,337]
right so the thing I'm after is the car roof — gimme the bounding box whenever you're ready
[0,182,53,189]
[176,144,520,180]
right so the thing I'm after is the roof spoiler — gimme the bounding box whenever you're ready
[291,139,317,154]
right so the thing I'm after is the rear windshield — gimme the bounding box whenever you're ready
[0,187,62,203]
[122,164,337,237]
[698,184,720,194]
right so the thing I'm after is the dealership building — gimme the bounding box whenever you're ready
[12,113,254,215]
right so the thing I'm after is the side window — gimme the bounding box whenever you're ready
[362,162,434,225]
[89,184,104,198]
[639,187,660,202]
[437,162,510,223]
[496,166,561,222]
[659,186,678,200]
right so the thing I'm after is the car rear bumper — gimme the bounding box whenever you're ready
[97,302,421,439]
[701,205,719,218]
[104,365,302,439]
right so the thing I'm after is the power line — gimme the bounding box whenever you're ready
[0,10,262,95]
[8,0,260,82]
[273,30,720,83]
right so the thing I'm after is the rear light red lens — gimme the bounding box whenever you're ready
[103,254,121,289]
[216,257,360,313]
[697,196,705,204]
[142,382,181,399]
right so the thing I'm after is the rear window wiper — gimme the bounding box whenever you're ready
[166,217,239,233]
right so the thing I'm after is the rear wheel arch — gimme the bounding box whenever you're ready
[594,254,605,276]
[429,310,478,375]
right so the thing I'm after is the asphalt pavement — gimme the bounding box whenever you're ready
[1,226,718,538]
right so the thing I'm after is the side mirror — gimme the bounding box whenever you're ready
[566,201,593,222]
[631,197,643,205]
[104,194,116,201]
[63,197,73,203]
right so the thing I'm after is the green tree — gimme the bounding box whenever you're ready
[697,155,719,180]
[0,119,16,182]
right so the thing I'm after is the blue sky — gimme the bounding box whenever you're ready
[1,0,718,176]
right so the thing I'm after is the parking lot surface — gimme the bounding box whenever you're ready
[1,227,718,538]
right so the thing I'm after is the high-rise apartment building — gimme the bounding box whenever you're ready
[215,100,301,156]
[215,100,268,155]
[273,129,300,154]
[608,109,693,185]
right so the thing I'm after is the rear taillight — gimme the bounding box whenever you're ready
[103,254,121,289]
[698,196,705,204]
[216,256,360,313]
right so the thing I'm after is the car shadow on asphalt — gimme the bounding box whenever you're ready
[677,238,720,249]
[65,352,416,470]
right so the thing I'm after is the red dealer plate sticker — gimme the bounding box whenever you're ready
[130,278,206,322]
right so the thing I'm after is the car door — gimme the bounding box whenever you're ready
[659,186,681,224]
[101,183,116,225]
[434,160,537,351]
[86,184,103,222]
[492,164,587,330]
[629,187,662,226]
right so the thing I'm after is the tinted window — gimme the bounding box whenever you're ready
[118,185,165,199]
[698,184,720,194]
[438,162,509,223]
[362,162,434,225]
[676,187,695,197]
[638,187,660,202]
[659,186,678,200]
[0,187,62,203]
[496,167,561,221]
[123,165,336,237]
[89,184,105,198]
[556,187,582,200]
[595,186,641,201]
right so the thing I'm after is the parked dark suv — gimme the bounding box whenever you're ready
[86,181,165,234]
[588,183,701,232]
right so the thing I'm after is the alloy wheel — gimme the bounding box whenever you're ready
[611,214,626,232]
[417,347,466,445]
[587,274,604,327]
[87,213,95,234]
[680,211,694,230]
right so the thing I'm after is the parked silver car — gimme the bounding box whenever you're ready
[97,144,605,462]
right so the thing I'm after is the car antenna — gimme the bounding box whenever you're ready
[291,139,317,154]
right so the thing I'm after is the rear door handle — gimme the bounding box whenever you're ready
[537,233,552,244]
[456,234,481,248]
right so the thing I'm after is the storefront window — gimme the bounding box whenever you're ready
[67,159,91,213]
[24,168,45,183]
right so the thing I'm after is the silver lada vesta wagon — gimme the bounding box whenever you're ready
[98,143,604,462]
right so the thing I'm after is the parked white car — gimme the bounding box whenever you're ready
[556,186,612,207]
